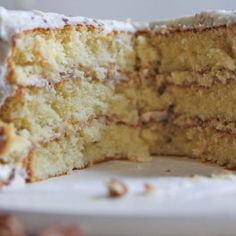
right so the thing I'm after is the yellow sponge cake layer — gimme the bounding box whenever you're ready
[29,122,149,181]
[142,119,236,168]
[139,71,236,121]
[0,76,139,143]
[137,26,236,72]
[9,26,136,86]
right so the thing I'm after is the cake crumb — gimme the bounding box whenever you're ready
[210,171,234,180]
[143,182,155,194]
[190,174,203,181]
[106,179,128,198]
[191,174,200,178]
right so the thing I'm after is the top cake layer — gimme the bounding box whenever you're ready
[0,8,236,99]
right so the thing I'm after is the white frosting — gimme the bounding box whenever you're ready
[0,7,136,42]
[0,8,236,46]
[1,8,236,40]
[150,10,236,33]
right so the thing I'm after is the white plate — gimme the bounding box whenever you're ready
[1,156,236,236]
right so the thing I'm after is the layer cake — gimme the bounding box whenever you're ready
[0,7,236,183]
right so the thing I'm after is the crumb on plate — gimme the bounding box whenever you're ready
[106,179,128,198]
[143,182,155,194]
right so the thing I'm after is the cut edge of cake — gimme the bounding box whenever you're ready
[1,7,236,185]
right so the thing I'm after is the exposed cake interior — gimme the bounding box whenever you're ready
[1,9,236,181]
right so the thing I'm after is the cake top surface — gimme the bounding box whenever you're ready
[1,7,236,41]
[0,7,137,41]
[150,10,236,32]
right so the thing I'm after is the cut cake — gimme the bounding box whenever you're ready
[0,7,236,182]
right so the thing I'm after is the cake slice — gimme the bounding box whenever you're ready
[1,7,236,183]
[0,7,150,182]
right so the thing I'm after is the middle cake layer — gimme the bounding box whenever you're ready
[0,74,140,143]
[139,69,236,122]
[3,67,236,143]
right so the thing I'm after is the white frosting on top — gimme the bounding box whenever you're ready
[0,7,136,42]
[1,8,236,40]
[150,10,236,33]
[0,8,236,42]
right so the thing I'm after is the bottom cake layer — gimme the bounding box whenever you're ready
[142,121,236,168]
[28,121,150,182]
[3,115,236,182]
[28,118,236,181]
